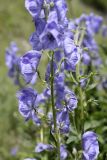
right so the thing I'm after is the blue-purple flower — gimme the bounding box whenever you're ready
[64,37,81,71]
[5,42,21,85]
[35,143,54,152]
[82,131,99,160]
[25,0,43,18]
[57,108,70,134]
[19,50,41,84]
[82,52,91,65]
[40,21,62,50]
[36,87,51,104]
[54,0,68,23]
[10,146,18,156]
[65,87,78,112]
[102,25,107,37]
[17,88,40,125]
[55,72,65,109]
[60,145,68,160]
[5,42,19,77]
[30,18,46,51]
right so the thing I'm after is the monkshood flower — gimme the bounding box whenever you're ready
[64,37,81,71]
[25,0,43,18]
[82,52,91,66]
[54,50,64,63]
[36,87,51,104]
[83,37,98,54]
[35,143,67,160]
[35,143,54,153]
[28,1,67,50]
[80,78,87,88]
[57,108,70,134]
[73,13,103,68]
[5,42,19,78]
[30,12,62,51]
[102,25,107,37]
[10,146,18,156]
[30,31,43,51]
[40,19,62,50]
[19,50,41,84]
[82,131,99,160]
[53,0,68,24]
[55,72,65,109]
[30,18,46,50]
[65,87,78,112]
[87,13,103,34]
[75,13,103,35]
[25,0,68,21]
[16,88,40,125]
[9,41,19,52]
[60,145,68,160]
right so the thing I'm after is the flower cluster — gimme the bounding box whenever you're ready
[6,0,107,159]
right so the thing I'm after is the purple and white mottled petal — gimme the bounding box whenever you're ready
[25,0,43,18]
[19,50,41,83]
[65,87,78,111]
[82,131,99,160]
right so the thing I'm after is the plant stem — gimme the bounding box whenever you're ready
[76,62,84,135]
[50,52,60,160]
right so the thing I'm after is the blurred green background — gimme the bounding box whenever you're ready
[0,0,107,159]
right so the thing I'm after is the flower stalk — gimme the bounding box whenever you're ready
[50,51,60,160]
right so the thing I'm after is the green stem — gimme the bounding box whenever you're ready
[72,112,78,135]
[79,86,84,135]
[76,63,84,135]
[50,52,60,160]
[40,127,44,143]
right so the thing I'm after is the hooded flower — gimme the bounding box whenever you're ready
[64,37,81,71]
[5,42,19,76]
[65,87,78,112]
[17,88,40,125]
[82,131,99,160]
[19,50,41,84]
[36,87,51,104]
[82,52,91,65]
[57,108,70,134]
[55,72,65,109]
[60,145,68,160]
[35,143,54,152]
[10,146,18,156]
[25,0,43,18]
[102,25,107,37]
[30,18,46,51]
[40,21,62,50]
[54,0,68,23]
[5,42,20,85]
